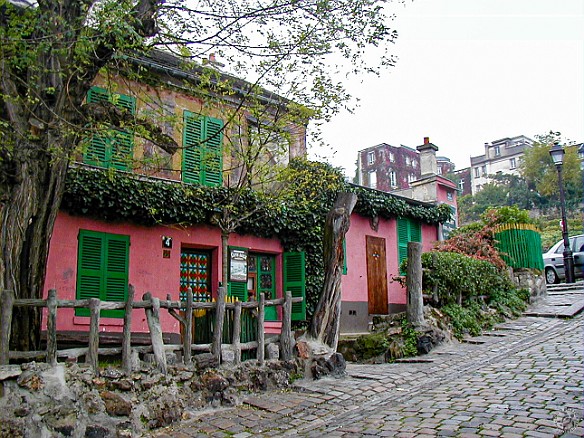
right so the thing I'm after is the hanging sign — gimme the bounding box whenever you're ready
[229,248,248,282]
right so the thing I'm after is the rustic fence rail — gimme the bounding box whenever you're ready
[0,286,301,375]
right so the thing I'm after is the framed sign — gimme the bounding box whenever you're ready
[229,248,248,282]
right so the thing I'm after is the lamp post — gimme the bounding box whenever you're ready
[549,142,575,283]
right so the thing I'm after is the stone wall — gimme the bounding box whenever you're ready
[510,268,547,303]
[0,358,301,437]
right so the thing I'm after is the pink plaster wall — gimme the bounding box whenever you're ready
[44,212,283,334]
[342,214,438,308]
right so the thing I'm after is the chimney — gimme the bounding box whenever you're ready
[417,137,439,176]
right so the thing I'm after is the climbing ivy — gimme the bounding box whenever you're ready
[62,159,452,319]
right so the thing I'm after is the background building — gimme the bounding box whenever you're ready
[470,135,533,195]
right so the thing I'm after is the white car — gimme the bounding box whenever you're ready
[542,234,584,284]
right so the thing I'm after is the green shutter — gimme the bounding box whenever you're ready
[202,117,223,186]
[182,112,223,186]
[342,239,347,275]
[228,281,247,301]
[183,112,203,183]
[84,87,135,170]
[397,218,423,274]
[102,234,130,317]
[283,251,306,321]
[76,230,129,318]
[397,218,409,270]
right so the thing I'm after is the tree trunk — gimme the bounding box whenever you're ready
[308,192,357,351]
[406,241,425,326]
[0,138,70,351]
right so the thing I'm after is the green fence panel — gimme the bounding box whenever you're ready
[494,226,544,270]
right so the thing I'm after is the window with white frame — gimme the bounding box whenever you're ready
[367,151,375,165]
[509,157,517,169]
[389,170,397,187]
[494,145,501,156]
[447,191,453,201]
[405,156,411,166]
[389,152,395,162]
[458,179,464,190]
[481,165,487,176]
[408,173,416,183]
[474,167,480,178]
[412,160,417,168]
[369,170,377,188]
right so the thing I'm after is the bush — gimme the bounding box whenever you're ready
[420,252,515,305]
[354,332,389,360]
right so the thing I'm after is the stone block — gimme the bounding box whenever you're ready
[266,343,280,360]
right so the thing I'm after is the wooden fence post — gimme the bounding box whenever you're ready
[232,301,242,364]
[406,241,425,326]
[281,291,293,361]
[0,290,15,365]
[46,289,58,366]
[122,285,135,374]
[144,292,167,374]
[184,288,193,365]
[212,286,226,363]
[86,298,101,373]
[257,294,265,365]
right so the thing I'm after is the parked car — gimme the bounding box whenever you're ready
[542,234,584,284]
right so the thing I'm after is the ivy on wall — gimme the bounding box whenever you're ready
[62,159,452,319]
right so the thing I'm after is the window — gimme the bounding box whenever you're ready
[389,152,395,162]
[408,173,416,183]
[474,167,480,178]
[509,158,517,169]
[481,165,487,176]
[182,111,224,186]
[369,170,377,189]
[84,87,136,171]
[248,120,290,167]
[437,166,442,175]
[389,170,397,187]
[447,191,453,201]
[494,145,501,156]
[458,180,465,190]
[76,230,130,318]
[412,160,417,168]
[397,218,422,273]
[405,156,411,166]
[367,151,375,165]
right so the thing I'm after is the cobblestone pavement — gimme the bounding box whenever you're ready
[151,292,584,437]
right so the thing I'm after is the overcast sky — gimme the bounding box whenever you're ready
[309,0,584,177]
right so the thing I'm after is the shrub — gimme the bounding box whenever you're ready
[420,252,515,305]
[354,332,390,360]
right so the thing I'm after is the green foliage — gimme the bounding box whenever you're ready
[354,332,390,360]
[420,252,515,305]
[483,205,533,226]
[537,216,584,251]
[400,319,419,358]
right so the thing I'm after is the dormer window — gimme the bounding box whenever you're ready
[367,151,375,165]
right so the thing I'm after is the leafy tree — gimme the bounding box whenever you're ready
[521,132,583,210]
[0,0,399,350]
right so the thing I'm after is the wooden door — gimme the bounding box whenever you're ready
[366,236,388,315]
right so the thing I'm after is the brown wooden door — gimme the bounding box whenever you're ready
[366,235,388,315]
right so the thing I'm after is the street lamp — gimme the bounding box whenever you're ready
[549,142,575,283]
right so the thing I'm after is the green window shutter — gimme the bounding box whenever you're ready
[182,111,203,183]
[102,233,130,317]
[76,230,105,316]
[182,112,223,186]
[397,218,423,274]
[202,117,223,187]
[84,87,135,170]
[76,230,129,318]
[342,239,347,275]
[397,218,409,270]
[228,281,247,301]
[283,251,306,321]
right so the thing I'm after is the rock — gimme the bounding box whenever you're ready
[193,353,219,370]
[101,368,124,380]
[0,365,22,380]
[295,340,310,359]
[100,391,132,417]
[311,353,346,380]
[141,374,162,389]
[82,390,105,414]
[113,378,134,391]
[17,370,44,391]
[84,424,111,438]
[266,343,280,360]
[221,347,236,365]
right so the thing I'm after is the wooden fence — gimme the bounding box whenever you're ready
[0,286,301,375]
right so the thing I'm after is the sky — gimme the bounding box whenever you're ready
[310,0,584,177]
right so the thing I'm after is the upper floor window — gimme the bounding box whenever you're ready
[494,145,501,156]
[389,170,397,187]
[182,111,224,186]
[481,165,487,176]
[367,151,375,165]
[412,160,418,168]
[389,152,395,162]
[408,173,416,183]
[405,156,411,166]
[474,167,480,178]
[447,191,454,201]
[437,166,442,175]
[509,158,517,169]
[458,180,465,190]
[369,170,377,189]
[83,87,136,171]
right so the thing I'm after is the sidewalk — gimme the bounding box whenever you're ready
[152,289,584,437]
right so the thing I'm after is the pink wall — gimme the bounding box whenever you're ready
[44,212,283,334]
[342,214,438,307]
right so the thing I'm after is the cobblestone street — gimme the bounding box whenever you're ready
[152,289,584,437]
